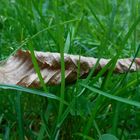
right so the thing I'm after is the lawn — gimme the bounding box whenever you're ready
[0,0,140,139]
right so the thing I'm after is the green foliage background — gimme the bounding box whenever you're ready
[0,0,140,139]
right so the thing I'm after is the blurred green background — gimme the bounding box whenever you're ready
[0,0,140,140]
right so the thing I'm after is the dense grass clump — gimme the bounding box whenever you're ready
[1,0,140,139]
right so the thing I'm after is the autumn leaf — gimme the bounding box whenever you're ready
[0,50,139,87]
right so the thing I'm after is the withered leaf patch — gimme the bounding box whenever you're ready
[0,50,139,87]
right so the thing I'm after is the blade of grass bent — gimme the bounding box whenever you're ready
[81,83,140,107]
[0,84,68,105]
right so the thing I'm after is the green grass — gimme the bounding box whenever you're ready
[1,0,140,139]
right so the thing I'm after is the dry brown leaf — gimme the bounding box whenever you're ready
[0,50,140,87]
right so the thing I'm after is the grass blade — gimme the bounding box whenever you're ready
[15,92,24,140]
[81,83,140,107]
[28,40,48,92]
[0,84,68,105]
